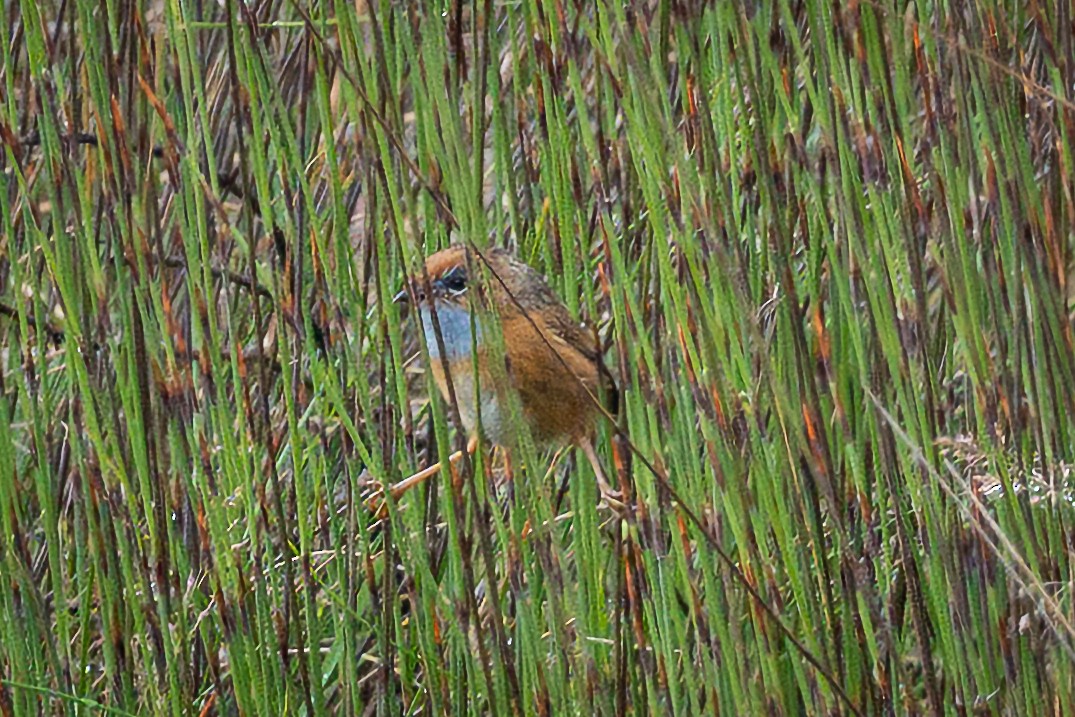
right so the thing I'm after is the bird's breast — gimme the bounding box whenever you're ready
[421,302,505,440]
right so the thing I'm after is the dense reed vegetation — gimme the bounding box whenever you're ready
[3,0,1075,714]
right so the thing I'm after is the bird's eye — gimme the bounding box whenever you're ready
[443,272,467,293]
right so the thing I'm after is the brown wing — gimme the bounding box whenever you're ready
[542,304,619,417]
[491,252,620,419]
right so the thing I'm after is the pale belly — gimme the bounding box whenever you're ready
[419,302,506,442]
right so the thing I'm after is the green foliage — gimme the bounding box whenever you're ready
[2,0,1074,714]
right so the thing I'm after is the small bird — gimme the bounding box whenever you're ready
[390,244,620,506]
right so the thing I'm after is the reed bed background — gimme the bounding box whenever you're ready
[2,0,1075,714]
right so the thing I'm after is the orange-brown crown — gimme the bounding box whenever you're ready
[421,244,470,281]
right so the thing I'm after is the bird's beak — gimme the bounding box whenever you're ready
[395,277,437,306]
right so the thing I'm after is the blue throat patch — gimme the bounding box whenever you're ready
[419,302,483,361]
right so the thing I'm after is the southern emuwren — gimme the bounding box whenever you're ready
[396,244,620,503]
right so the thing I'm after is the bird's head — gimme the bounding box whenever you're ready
[396,244,543,315]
